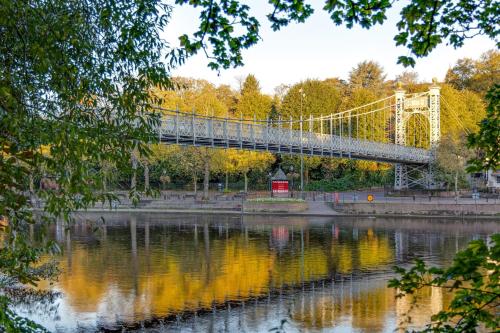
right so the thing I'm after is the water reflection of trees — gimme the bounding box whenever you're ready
[287,279,454,332]
[32,215,489,330]
[289,279,395,331]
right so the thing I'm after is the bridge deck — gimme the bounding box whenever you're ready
[159,113,430,165]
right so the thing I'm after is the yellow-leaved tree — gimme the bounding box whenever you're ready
[224,150,275,192]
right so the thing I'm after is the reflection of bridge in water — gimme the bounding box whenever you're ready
[157,83,441,189]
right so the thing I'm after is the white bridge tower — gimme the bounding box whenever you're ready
[394,79,441,190]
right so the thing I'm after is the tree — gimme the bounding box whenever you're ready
[216,84,239,115]
[340,87,386,141]
[237,74,273,120]
[1,0,171,330]
[348,61,386,93]
[467,85,500,172]
[389,234,499,332]
[445,50,500,95]
[396,71,419,87]
[149,144,178,190]
[274,84,290,104]
[445,58,478,91]
[436,134,473,196]
[474,51,500,94]
[281,155,322,186]
[98,159,117,192]
[241,74,261,96]
[223,150,275,192]
[172,146,204,193]
[281,79,343,127]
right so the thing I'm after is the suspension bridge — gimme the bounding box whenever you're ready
[157,82,441,190]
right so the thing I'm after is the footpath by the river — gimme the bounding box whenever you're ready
[64,190,500,219]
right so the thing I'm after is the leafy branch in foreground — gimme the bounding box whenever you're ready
[173,0,499,68]
[467,84,500,172]
[1,0,172,330]
[0,295,49,333]
[389,234,499,332]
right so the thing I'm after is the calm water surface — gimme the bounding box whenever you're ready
[19,213,499,332]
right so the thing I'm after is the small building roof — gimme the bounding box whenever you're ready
[272,167,288,181]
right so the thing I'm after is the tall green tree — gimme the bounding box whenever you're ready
[348,61,386,93]
[237,74,272,120]
[445,58,479,91]
[281,155,322,186]
[281,79,343,129]
[240,74,261,96]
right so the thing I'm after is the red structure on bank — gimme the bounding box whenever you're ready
[271,168,289,196]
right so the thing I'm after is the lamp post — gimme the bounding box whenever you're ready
[299,87,305,196]
[290,165,294,198]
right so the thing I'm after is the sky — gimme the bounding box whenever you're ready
[163,1,496,94]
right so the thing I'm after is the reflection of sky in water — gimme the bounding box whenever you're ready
[17,214,498,332]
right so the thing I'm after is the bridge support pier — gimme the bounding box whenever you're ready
[394,164,408,190]
[394,163,437,190]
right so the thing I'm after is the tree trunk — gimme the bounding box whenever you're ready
[454,171,458,199]
[203,157,210,200]
[144,163,149,191]
[244,172,248,192]
[193,173,197,194]
[103,173,107,192]
[29,174,34,193]
[305,168,310,185]
[225,172,229,190]
[131,157,137,190]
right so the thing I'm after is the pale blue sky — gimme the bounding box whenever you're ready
[163,1,496,94]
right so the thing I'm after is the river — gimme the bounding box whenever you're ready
[17,213,499,332]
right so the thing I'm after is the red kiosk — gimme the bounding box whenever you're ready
[271,168,289,197]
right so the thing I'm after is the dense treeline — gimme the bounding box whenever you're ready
[98,52,497,196]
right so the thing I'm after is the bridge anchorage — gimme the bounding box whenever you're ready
[156,81,440,190]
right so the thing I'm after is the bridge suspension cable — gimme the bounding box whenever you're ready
[441,97,470,135]
[153,94,395,124]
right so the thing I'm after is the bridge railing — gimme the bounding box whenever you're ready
[159,112,430,164]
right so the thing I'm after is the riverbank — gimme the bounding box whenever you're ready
[333,202,500,217]
[31,192,500,219]
[69,200,500,219]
